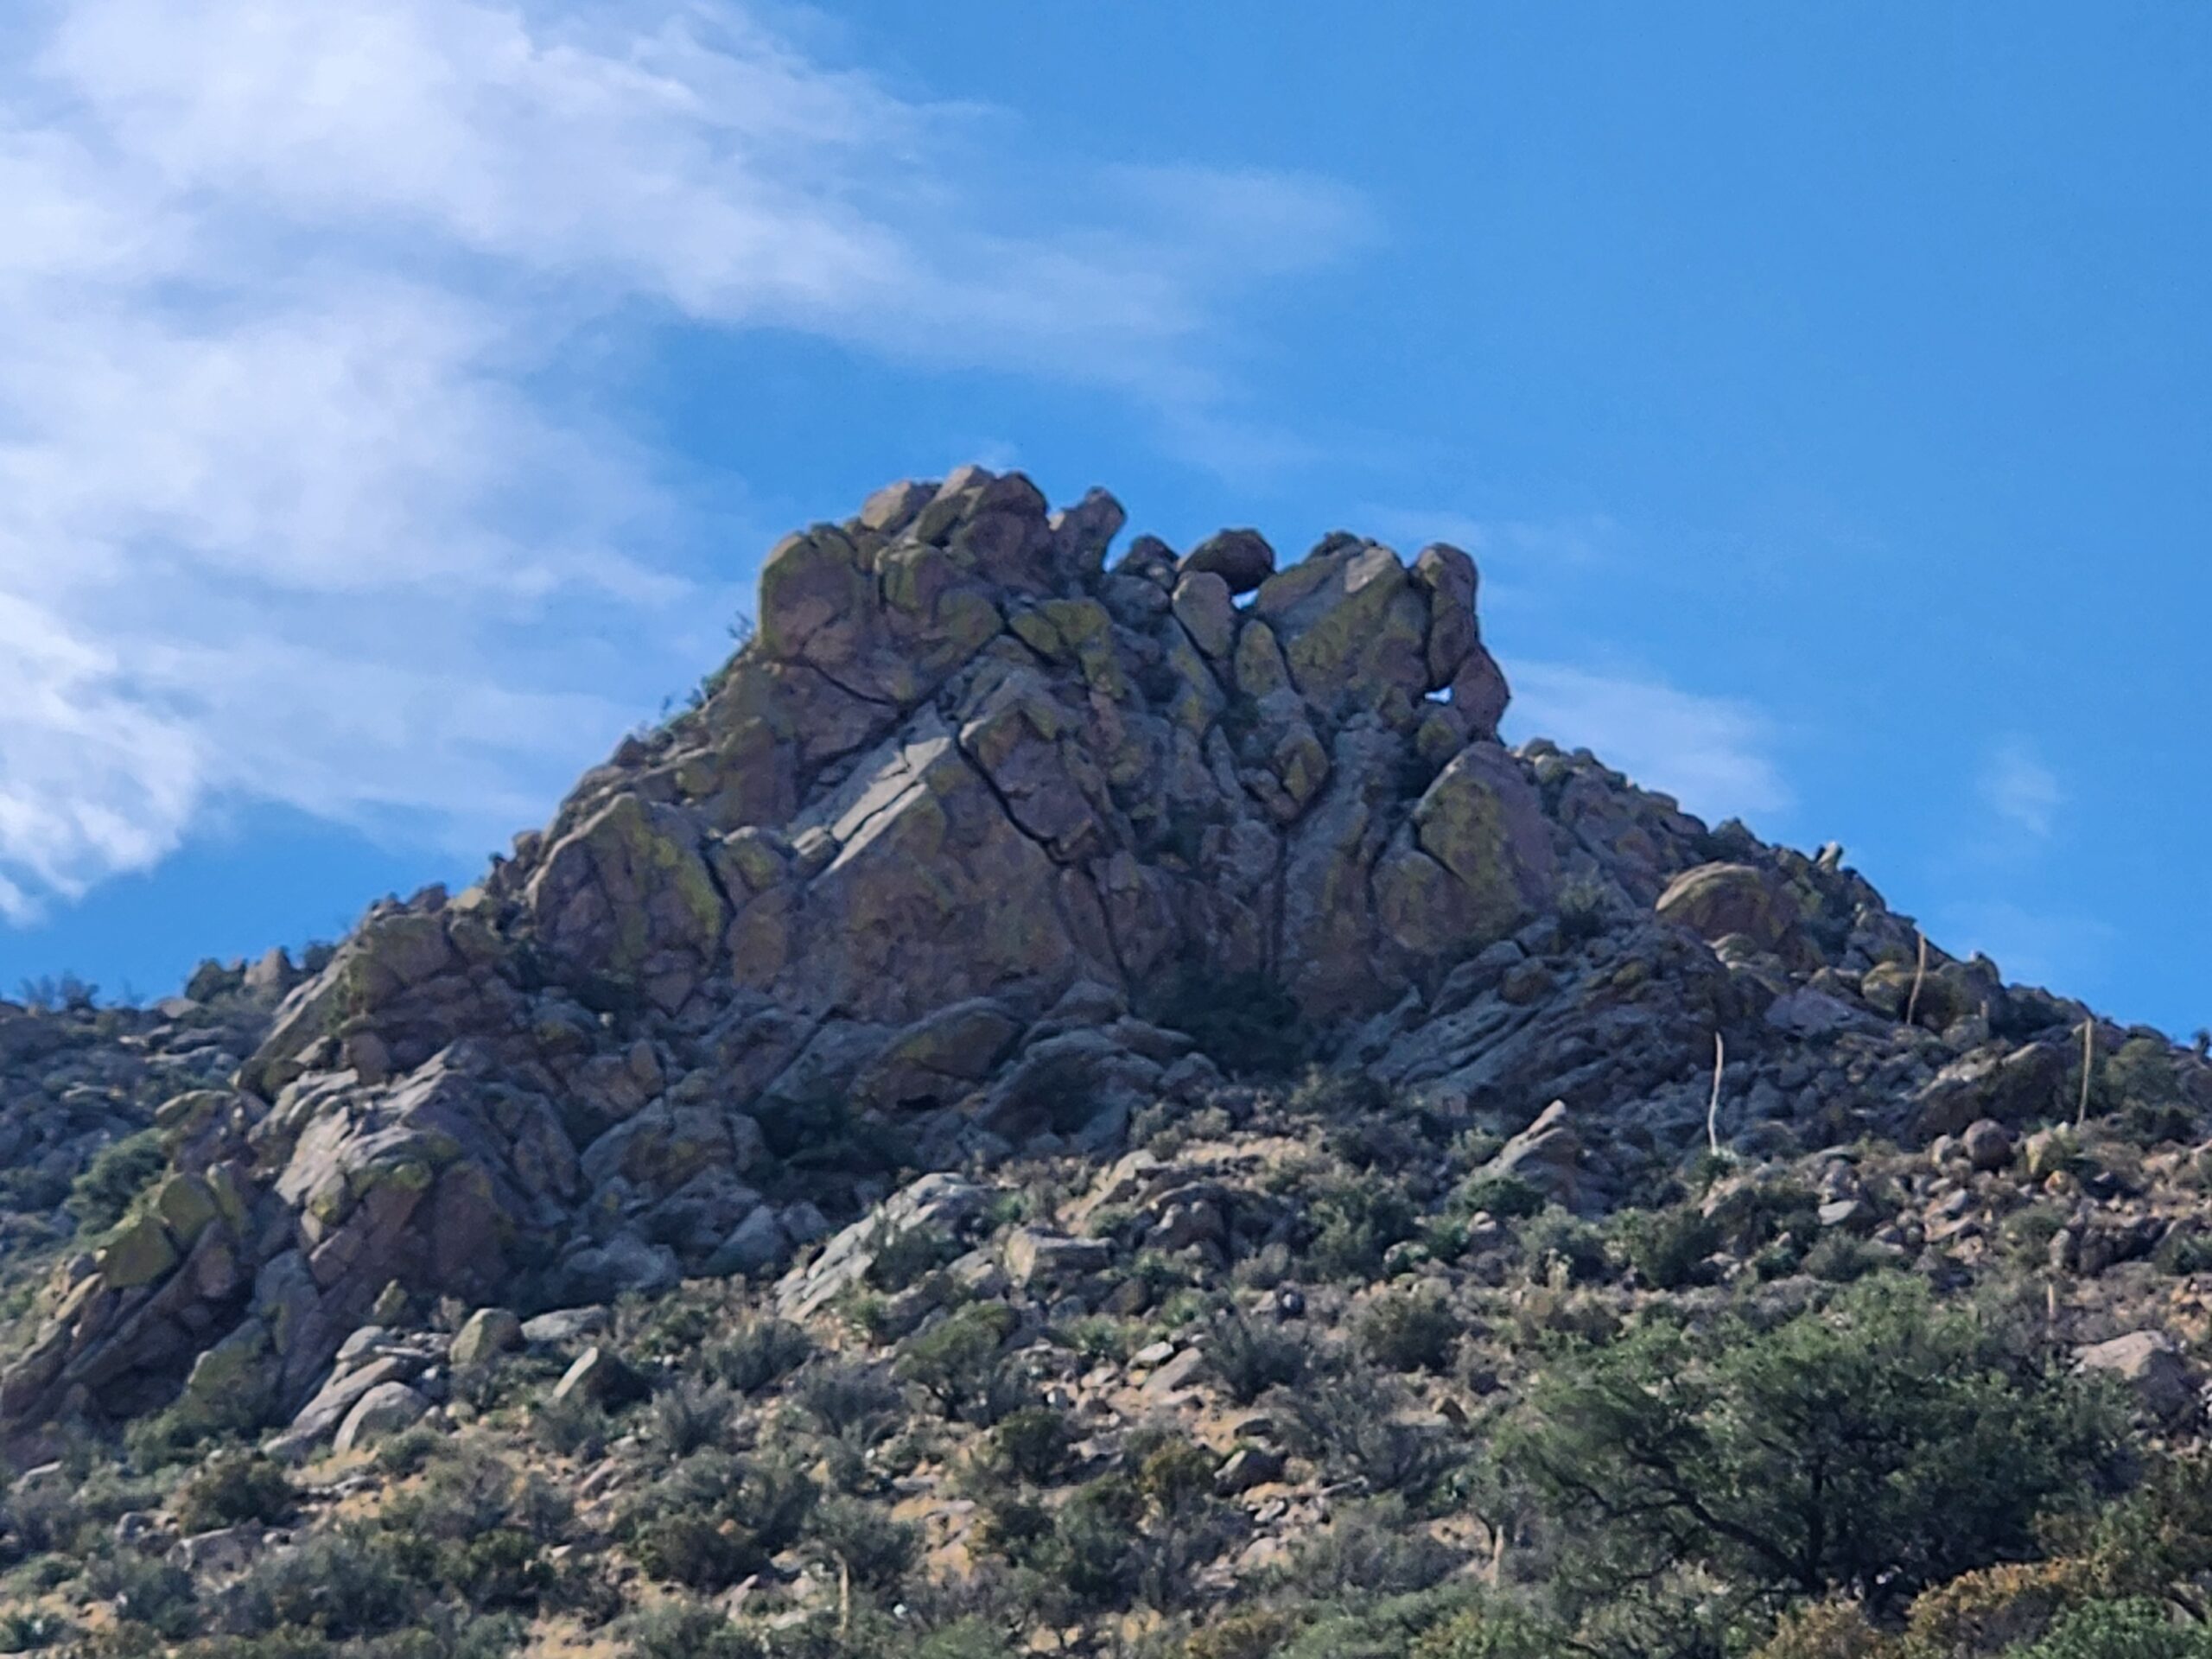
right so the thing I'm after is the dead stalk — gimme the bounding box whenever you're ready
[1905,931,1929,1027]
[1707,1031,1726,1158]
[2077,1018,2095,1127]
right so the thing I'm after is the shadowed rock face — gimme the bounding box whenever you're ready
[0,466,2164,1445]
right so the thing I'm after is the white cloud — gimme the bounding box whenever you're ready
[1979,735,2062,842]
[0,0,1363,918]
[1503,660,1791,825]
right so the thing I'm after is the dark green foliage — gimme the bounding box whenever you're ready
[988,1406,1076,1484]
[1205,1315,1310,1404]
[1800,1232,1894,1284]
[1517,1209,1610,1285]
[705,1316,812,1395]
[621,1599,758,1659]
[1357,1290,1464,1373]
[647,1378,739,1458]
[1502,1274,2125,1612]
[174,1453,295,1535]
[896,1303,1024,1422]
[795,1359,905,1439]
[1613,1202,1721,1291]
[1291,1498,1464,1598]
[2021,1600,2212,1659]
[86,1552,199,1640]
[810,1496,920,1590]
[865,1225,963,1294]
[1305,1175,1420,1281]
[530,1389,610,1458]
[620,1452,816,1593]
[1460,1172,1546,1221]
[67,1129,166,1234]
[220,1527,418,1641]
[1283,1370,1464,1502]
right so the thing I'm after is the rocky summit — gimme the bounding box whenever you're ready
[4,469,2211,1659]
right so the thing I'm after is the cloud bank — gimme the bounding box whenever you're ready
[0,0,1363,918]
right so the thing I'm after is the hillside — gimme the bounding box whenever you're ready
[2,468,2209,1659]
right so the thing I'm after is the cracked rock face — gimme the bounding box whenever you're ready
[3,464,2161,1446]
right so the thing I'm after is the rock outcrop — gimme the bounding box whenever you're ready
[1,466,2196,1451]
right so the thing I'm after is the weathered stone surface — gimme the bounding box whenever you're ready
[449,1307,524,1369]
[1656,863,1803,957]
[776,1173,993,1320]
[1181,529,1274,595]
[2076,1331,2197,1425]
[333,1380,429,1453]
[551,1345,649,1409]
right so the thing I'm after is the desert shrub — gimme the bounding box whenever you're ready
[175,1453,294,1535]
[1502,1273,2125,1613]
[811,1496,920,1591]
[219,1527,417,1640]
[647,1379,740,1459]
[1294,1498,1464,1598]
[86,1552,199,1640]
[1461,1172,1547,1221]
[1801,1232,1894,1284]
[1613,1203,1720,1291]
[2023,1600,2212,1659]
[68,1130,167,1234]
[988,1406,1076,1484]
[1518,1210,1610,1284]
[1205,1315,1309,1404]
[1305,1176,1420,1282]
[1282,1370,1463,1503]
[1554,874,1616,946]
[632,1510,752,1592]
[867,1225,963,1294]
[0,1610,73,1653]
[1357,1290,1464,1373]
[622,1599,758,1659]
[897,1303,1022,1422]
[705,1316,813,1395]
[621,1452,816,1594]
[796,1360,906,1440]
[531,1389,610,1459]
[1750,1598,1891,1659]
[1902,1560,2097,1659]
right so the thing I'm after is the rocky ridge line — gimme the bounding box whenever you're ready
[0,465,2191,1455]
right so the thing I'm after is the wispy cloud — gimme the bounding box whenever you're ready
[1979,735,2062,842]
[0,0,1363,918]
[1503,660,1791,825]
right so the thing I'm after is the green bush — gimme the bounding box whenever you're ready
[1357,1290,1464,1373]
[896,1303,1021,1422]
[988,1406,1076,1484]
[705,1316,812,1395]
[68,1129,167,1234]
[2023,1599,2212,1659]
[1614,1203,1720,1291]
[810,1496,919,1591]
[1461,1173,1547,1221]
[1204,1316,1309,1404]
[1501,1273,2125,1614]
[174,1452,294,1535]
[647,1379,739,1458]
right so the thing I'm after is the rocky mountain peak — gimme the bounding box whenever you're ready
[0,467,2190,1459]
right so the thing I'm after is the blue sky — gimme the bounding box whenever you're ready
[1,2,2207,1034]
